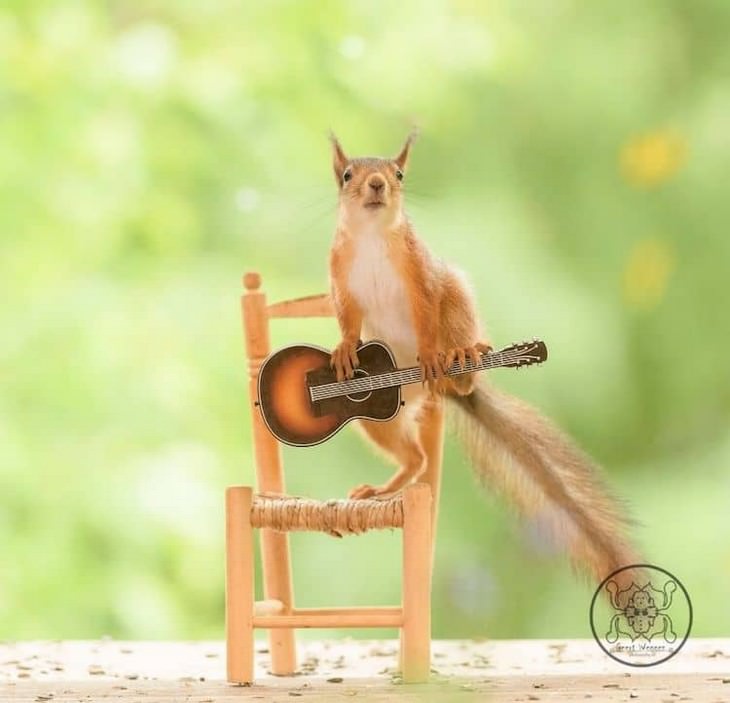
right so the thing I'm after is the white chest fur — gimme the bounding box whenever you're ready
[346,226,417,363]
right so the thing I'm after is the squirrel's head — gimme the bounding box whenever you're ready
[330,131,416,227]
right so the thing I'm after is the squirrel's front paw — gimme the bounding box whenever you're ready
[330,339,360,381]
[348,483,393,500]
[443,342,493,371]
[417,348,444,383]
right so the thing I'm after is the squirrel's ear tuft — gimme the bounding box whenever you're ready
[394,128,419,171]
[329,131,348,184]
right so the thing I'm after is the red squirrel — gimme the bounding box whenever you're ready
[327,132,641,584]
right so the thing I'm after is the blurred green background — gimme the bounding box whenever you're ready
[2,0,729,642]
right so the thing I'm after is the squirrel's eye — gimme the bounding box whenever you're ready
[342,169,352,183]
[395,169,404,181]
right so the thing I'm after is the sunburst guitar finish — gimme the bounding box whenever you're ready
[257,341,401,447]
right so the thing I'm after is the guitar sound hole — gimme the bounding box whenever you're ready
[346,368,371,403]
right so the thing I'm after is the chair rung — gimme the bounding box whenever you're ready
[254,599,284,616]
[253,606,403,629]
[267,293,333,319]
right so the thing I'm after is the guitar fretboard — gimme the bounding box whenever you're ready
[309,344,542,402]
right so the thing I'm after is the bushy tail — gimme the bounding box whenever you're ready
[449,382,642,585]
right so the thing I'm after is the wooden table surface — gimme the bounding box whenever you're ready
[1,638,728,702]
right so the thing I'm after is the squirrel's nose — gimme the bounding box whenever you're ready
[368,175,385,194]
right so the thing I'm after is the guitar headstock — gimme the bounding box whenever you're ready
[499,339,548,368]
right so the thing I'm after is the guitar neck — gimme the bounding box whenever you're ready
[311,346,530,403]
[378,350,512,390]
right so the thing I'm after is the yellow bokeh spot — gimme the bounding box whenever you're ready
[620,130,687,188]
[623,238,675,311]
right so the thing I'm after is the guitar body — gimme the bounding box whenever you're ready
[257,341,401,447]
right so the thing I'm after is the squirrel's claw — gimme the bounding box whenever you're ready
[466,346,481,367]
[441,349,455,373]
[444,342,493,372]
[348,483,393,500]
[419,349,452,397]
[330,339,359,382]
[443,346,468,371]
[349,345,360,370]
[417,349,444,382]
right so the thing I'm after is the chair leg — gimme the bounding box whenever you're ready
[260,530,297,675]
[418,396,444,568]
[226,486,254,684]
[243,274,297,675]
[401,483,432,683]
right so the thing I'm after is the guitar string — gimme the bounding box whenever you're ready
[309,348,540,401]
[310,354,524,402]
[310,344,543,400]
[310,354,505,400]
[310,349,531,400]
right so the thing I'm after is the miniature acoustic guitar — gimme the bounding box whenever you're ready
[256,339,547,447]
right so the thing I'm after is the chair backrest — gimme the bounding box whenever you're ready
[241,271,334,495]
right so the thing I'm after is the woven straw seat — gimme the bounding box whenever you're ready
[251,493,404,536]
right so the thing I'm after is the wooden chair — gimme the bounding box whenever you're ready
[225,271,445,684]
